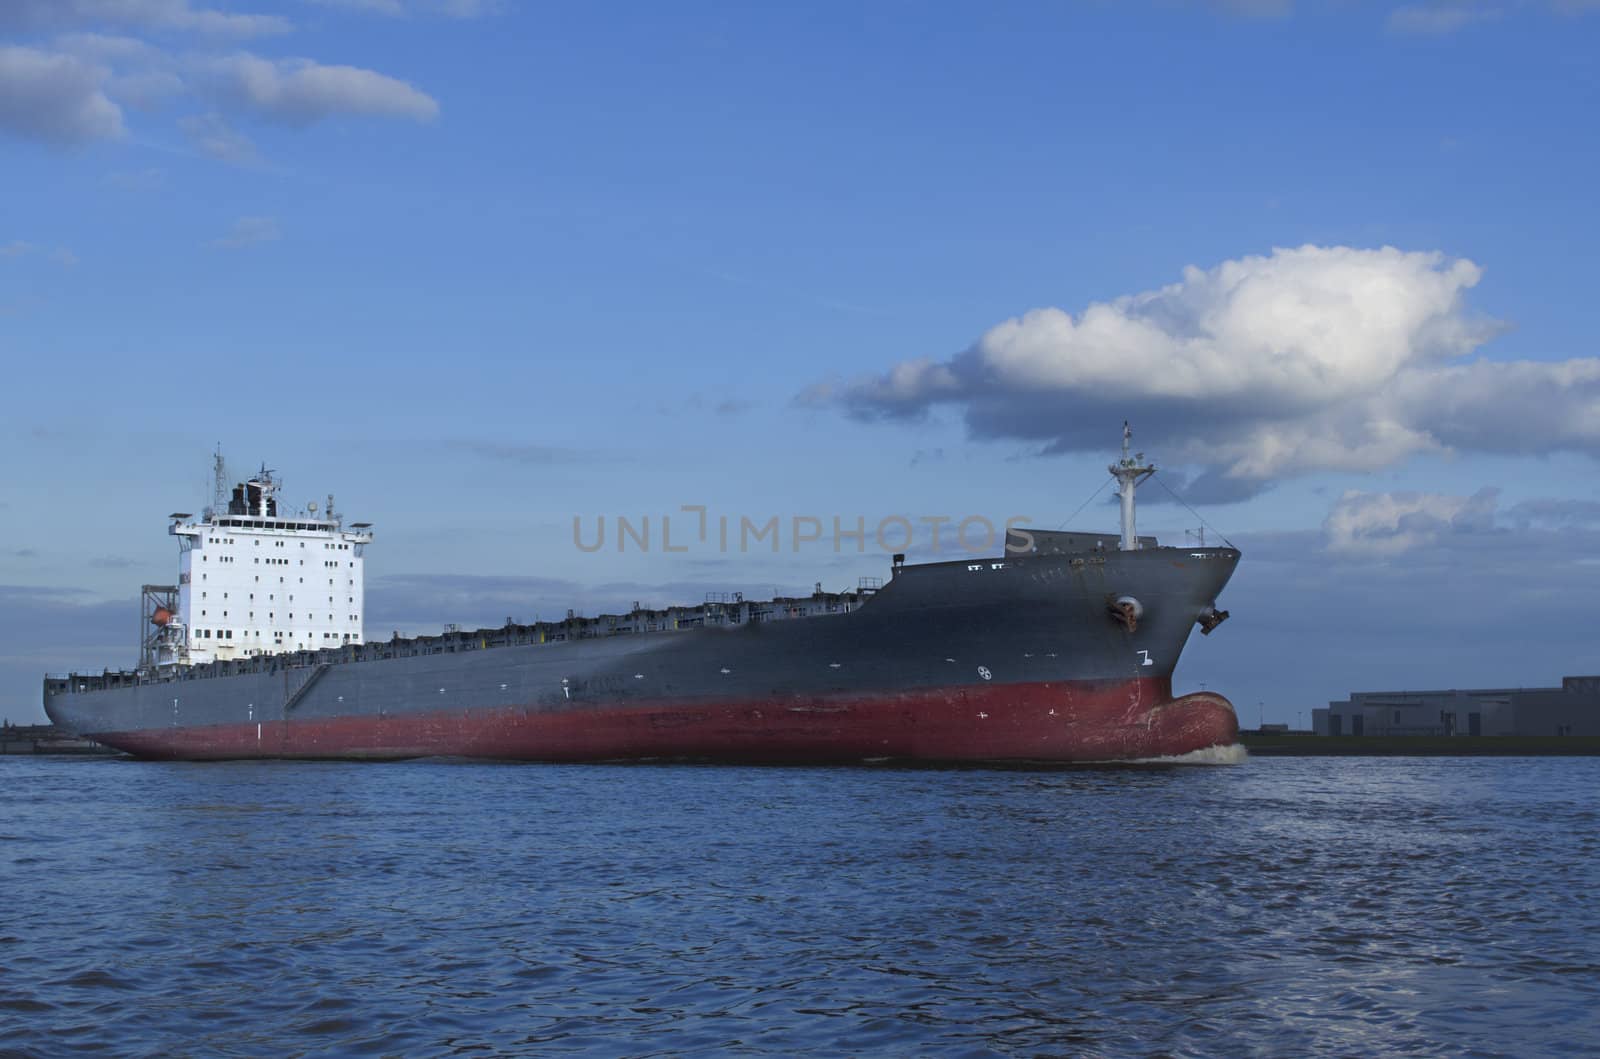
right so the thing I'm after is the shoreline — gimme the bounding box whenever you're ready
[1240,732,1600,756]
[11,725,1600,759]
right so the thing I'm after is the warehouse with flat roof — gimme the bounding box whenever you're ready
[1313,676,1600,737]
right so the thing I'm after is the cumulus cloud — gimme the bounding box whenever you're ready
[0,0,289,37]
[210,215,280,249]
[809,245,1600,500]
[1324,487,1500,556]
[0,45,124,146]
[201,53,440,124]
[4,6,440,160]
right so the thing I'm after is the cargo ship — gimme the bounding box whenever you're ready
[44,428,1240,763]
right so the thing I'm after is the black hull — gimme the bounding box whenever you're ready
[47,546,1240,762]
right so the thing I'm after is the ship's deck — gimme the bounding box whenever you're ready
[49,586,875,696]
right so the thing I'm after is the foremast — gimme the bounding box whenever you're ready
[1108,422,1155,551]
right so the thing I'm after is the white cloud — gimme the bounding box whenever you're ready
[201,52,440,124]
[812,245,1600,499]
[6,5,441,160]
[1324,488,1499,556]
[211,216,280,249]
[179,111,257,163]
[1388,358,1600,455]
[0,46,124,146]
[0,0,289,37]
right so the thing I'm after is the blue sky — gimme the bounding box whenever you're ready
[3,0,1599,725]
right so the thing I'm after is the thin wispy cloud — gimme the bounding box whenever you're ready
[306,0,407,13]
[179,111,258,164]
[1506,497,1600,528]
[108,69,185,110]
[447,441,608,466]
[104,167,167,190]
[0,0,290,38]
[199,53,439,124]
[304,0,502,14]
[53,33,158,62]
[210,215,280,249]
[87,555,141,569]
[1387,2,1503,34]
[1209,0,1294,17]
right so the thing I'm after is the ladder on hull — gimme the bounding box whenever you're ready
[284,663,331,713]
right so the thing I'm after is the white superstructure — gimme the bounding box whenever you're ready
[165,459,373,665]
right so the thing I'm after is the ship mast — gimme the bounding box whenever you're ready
[1108,422,1155,551]
[208,445,227,520]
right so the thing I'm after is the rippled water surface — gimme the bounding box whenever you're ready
[2,755,1598,1056]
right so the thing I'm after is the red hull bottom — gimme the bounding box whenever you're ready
[96,679,1240,764]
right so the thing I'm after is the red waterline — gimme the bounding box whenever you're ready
[95,678,1239,763]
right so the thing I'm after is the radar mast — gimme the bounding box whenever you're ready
[1108,422,1155,551]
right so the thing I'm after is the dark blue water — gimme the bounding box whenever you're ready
[2,754,1597,1057]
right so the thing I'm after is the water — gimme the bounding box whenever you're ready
[2,755,1597,1057]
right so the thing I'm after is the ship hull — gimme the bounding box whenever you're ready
[47,545,1241,764]
[76,681,1237,763]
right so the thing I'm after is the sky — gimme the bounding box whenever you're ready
[2,0,1598,725]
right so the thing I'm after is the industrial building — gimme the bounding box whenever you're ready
[1313,676,1600,737]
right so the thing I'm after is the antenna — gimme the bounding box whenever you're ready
[211,445,227,515]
